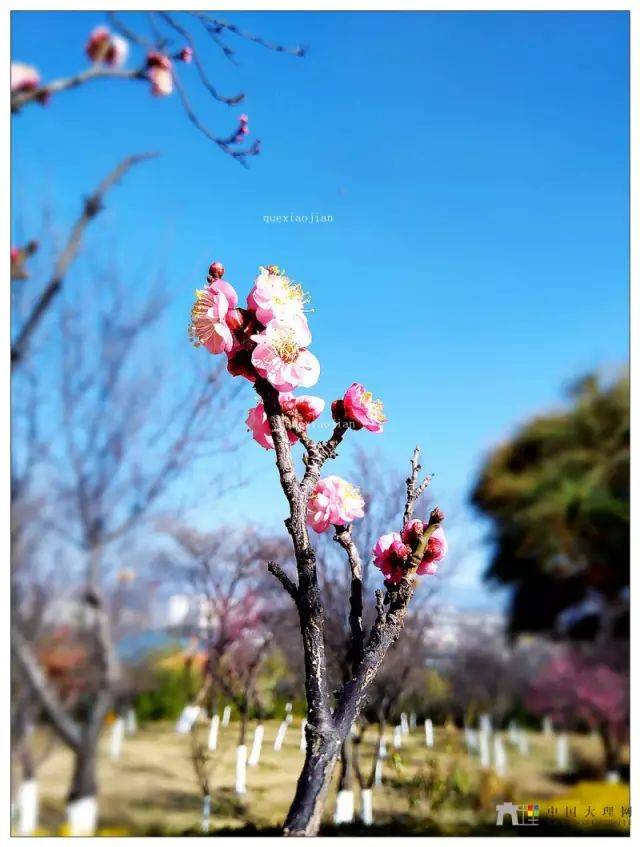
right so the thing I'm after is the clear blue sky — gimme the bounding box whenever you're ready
[12,11,629,610]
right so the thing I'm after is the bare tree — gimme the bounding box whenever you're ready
[11,154,156,371]
[11,281,239,834]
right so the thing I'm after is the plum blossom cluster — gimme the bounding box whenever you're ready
[373,518,448,584]
[192,262,427,560]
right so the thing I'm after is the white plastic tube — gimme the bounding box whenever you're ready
[248,724,264,766]
[273,720,288,751]
[67,796,97,836]
[424,718,434,748]
[360,788,373,825]
[110,717,125,760]
[208,714,220,751]
[235,745,248,794]
[333,789,354,825]
[17,780,38,835]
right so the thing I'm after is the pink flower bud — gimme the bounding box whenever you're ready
[179,46,193,63]
[208,261,225,280]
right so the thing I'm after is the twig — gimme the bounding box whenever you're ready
[194,13,306,58]
[267,560,299,604]
[158,12,245,105]
[11,65,146,112]
[403,445,433,523]
[11,153,157,369]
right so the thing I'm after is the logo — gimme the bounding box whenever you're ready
[496,802,540,826]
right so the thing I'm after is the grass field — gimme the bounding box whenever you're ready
[29,718,630,836]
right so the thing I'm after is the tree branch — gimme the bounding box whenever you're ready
[267,560,299,604]
[333,524,365,673]
[11,152,158,369]
[11,626,82,751]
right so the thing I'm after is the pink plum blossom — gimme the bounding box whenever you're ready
[307,476,365,533]
[372,532,411,583]
[251,314,319,391]
[247,266,307,325]
[11,62,40,94]
[342,383,386,433]
[147,52,173,96]
[85,26,129,68]
[189,285,233,354]
[179,46,193,63]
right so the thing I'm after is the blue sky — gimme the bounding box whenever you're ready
[12,11,629,610]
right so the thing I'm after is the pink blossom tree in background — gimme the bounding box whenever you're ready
[189,261,449,836]
[526,648,629,776]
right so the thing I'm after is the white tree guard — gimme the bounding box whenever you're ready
[201,794,211,833]
[493,735,507,777]
[424,718,434,748]
[221,705,231,727]
[393,726,402,748]
[360,788,373,825]
[542,716,553,737]
[126,709,137,734]
[109,717,125,760]
[67,796,98,836]
[176,704,200,734]
[556,733,570,771]
[16,780,38,835]
[479,713,492,735]
[333,789,354,825]
[299,719,307,751]
[400,712,409,735]
[208,714,220,751]
[479,729,491,769]
[248,723,264,766]
[273,720,288,751]
[235,745,248,794]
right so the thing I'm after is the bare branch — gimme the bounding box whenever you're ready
[11,65,147,112]
[11,153,158,369]
[158,12,245,105]
[403,445,433,523]
[267,560,299,604]
[194,13,306,58]
[333,525,365,673]
[11,627,81,751]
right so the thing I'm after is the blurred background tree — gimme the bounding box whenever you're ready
[471,371,629,643]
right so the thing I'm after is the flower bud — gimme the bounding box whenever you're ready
[429,506,445,526]
[208,261,225,280]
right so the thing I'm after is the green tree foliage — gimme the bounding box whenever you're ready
[471,372,629,638]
